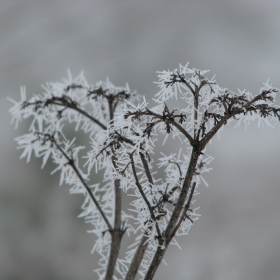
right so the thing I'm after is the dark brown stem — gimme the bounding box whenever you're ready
[144,246,166,280]
[104,99,124,280]
[165,146,200,239]
[53,140,112,230]
[64,103,107,130]
[105,176,124,280]
[130,153,153,212]
[29,100,107,130]
[142,109,195,146]
[129,153,162,239]
[245,88,277,108]
[194,87,199,138]
[170,182,196,239]
[177,74,195,95]
[105,230,123,280]
[199,109,240,150]
[144,86,272,279]
[139,150,160,208]
[125,230,150,280]
[144,149,200,280]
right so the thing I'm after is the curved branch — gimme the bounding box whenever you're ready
[127,109,195,146]
[51,101,107,130]
[22,98,107,130]
[49,136,112,231]
[129,153,162,239]
[199,112,233,150]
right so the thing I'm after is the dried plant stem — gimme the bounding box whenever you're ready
[105,176,124,280]
[53,139,113,230]
[11,64,279,280]
[144,149,200,280]
[125,231,150,280]
[105,103,124,280]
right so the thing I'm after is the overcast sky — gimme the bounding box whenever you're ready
[1,2,280,280]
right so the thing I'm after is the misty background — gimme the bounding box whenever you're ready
[1,1,280,280]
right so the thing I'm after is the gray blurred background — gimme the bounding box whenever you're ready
[1,1,280,280]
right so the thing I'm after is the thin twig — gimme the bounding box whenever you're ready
[129,153,162,240]
[51,137,113,231]
[125,230,150,280]
[170,182,196,239]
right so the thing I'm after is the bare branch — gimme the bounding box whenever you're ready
[34,132,113,231]
[125,230,150,280]
[22,96,107,130]
[124,106,195,146]
[129,153,162,240]
[170,182,196,239]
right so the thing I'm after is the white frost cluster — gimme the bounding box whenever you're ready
[9,64,279,279]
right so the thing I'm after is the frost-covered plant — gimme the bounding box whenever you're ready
[9,64,280,280]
